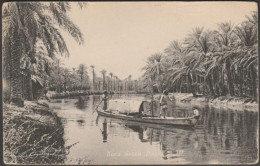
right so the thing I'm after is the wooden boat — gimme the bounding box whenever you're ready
[97,100,200,127]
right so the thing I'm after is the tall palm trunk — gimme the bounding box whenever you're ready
[107,80,109,91]
[187,73,197,97]
[219,69,226,96]
[110,75,113,91]
[239,69,243,97]
[250,65,257,99]
[92,69,95,90]
[10,28,24,106]
[225,60,234,96]
[102,74,105,90]
[24,74,33,100]
[206,76,215,96]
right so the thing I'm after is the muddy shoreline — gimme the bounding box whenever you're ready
[3,101,66,164]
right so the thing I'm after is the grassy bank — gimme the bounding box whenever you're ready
[3,101,66,164]
[165,93,258,112]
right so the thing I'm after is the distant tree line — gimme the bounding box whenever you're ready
[141,11,258,99]
[47,63,140,94]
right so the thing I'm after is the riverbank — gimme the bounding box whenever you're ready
[47,90,145,99]
[3,101,66,164]
[167,93,258,112]
[48,91,258,112]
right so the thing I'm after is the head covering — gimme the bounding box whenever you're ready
[193,109,199,116]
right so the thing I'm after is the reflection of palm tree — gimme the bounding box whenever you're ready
[75,96,89,110]
[102,120,108,143]
[125,125,144,141]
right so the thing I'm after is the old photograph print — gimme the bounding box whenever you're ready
[2,1,259,165]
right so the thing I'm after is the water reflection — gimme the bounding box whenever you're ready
[75,96,89,110]
[51,94,258,164]
[102,119,108,143]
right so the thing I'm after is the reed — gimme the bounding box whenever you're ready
[3,103,66,164]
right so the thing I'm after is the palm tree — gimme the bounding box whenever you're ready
[233,12,258,98]
[2,2,85,106]
[106,76,111,92]
[214,22,236,48]
[141,11,258,99]
[63,68,71,92]
[235,26,257,47]
[142,53,164,92]
[96,77,102,91]
[90,65,95,90]
[109,73,113,91]
[164,38,205,96]
[113,75,117,91]
[118,79,121,92]
[128,75,132,91]
[100,70,107,90]
[208,22,237,96]
[77,64,87,90]
[164,40,189,93]
[184,27,216,96]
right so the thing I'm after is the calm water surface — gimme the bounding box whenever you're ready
[50,94,258,165]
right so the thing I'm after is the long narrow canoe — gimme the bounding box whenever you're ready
[97,109,200,127]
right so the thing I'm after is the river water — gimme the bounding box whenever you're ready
[49,94,258,165]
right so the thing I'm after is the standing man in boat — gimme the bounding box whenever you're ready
[159,90,175,118]
[101,90,109,111]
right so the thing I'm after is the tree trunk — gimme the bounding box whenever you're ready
[239,70,243,97]
[250,66,257,99]
[24,74,33,100]
[187,74,197,97]
[102,75,105,90]
[92,70,95,90]
[110,76,113,91]
[206,76,215,96]
[10,29,24,107]
[225,60,234,96]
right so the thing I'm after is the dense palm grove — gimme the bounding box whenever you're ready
[2,2,138,106]
[2,2,258,107]
[141,11,258,100]
[47,63,138,93]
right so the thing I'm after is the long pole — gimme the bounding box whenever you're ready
[150,81,154,117]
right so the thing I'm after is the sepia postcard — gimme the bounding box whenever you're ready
[2,1,259,165]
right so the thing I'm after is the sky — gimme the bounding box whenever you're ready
[60,2,257,80]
